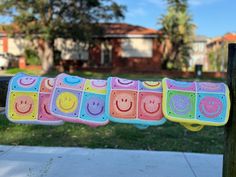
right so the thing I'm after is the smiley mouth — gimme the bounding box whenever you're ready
[117,79,133,85]
[200,83,221,90]
[58,100,76,111]
[115,101,132,112]
[91,81,107,88]
[43,104,51,115]
[19,79,36,86]
[87,104,104,116]
[15,103,32,114]
[46,79,54,88]
[201,105,222,118]
[143,103,160,114]
[143,82,161,87]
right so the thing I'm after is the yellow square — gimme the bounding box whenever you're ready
[8,91,38,120]
[84,79,106,95]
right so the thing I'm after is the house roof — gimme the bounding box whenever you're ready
[0,22,161,38]
[223,33,236,42]
[100,23,161,37]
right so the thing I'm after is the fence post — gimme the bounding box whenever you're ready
[223,43,236,177]
[0,76,11,108]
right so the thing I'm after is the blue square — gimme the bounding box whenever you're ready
[11,73,42,92]
[51,88,82,118]
[196,93,227,123]
[80,92,107,123]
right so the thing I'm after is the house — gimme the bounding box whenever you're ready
[189,35,209,71]
[52,23,163,72]
[207,33,236,72]
[89,23,162,72]
[0,23,163,72]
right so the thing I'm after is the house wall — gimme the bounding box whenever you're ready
[0,35,8,53]
[54,38,89,60]
[89,37,162,71]
[0,36,28,56]
[189,41,209,71]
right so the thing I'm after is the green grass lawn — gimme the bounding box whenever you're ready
[1,68,225,153]
[0,115,224,154]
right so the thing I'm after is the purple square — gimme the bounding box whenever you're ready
[51,88,82,118]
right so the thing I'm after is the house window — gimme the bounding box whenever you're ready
[121,38,153,58]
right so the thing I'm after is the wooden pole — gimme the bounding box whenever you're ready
[223,43,236,177]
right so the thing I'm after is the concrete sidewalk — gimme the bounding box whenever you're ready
[0,145,222,177]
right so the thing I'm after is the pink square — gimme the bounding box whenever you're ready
[138,92,164,120]
[110,90,137,119]
[38,93,61,121]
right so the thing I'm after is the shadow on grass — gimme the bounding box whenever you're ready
[0,115,224,154]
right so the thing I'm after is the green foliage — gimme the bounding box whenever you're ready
[0,0,126,42]
[159,0,195,70]
[25,48,41,65]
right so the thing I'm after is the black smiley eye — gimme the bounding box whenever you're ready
[25,101,27,104]
[125,99,127,102]
[121,98,124,102]
[93,102,95,105]
[21,101,23,104]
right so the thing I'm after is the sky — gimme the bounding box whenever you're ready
[116,0,236,37]
[0,0,235,38]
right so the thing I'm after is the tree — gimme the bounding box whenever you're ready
[208,43,228,72]
[159,0,195,70]
[0,0,125,73]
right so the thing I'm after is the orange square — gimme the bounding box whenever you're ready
[110,90,137,119]
[138,92,163,120]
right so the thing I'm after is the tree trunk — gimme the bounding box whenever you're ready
[36,39,54,74]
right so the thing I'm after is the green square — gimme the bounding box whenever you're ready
[166,90,196,119]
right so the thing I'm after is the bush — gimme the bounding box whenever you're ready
[25,48,41,65]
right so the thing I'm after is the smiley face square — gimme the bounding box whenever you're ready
[111,77,138,90]
[138,92,163,120]
[110,90,137,119]
[166,90,196,119]
[84,79,107,94]
[196,93,227,123]
[11,73,42,92]
[38,93,61,121]
[55,73,85,90]
[40,78,55,93]
[8,91,38,120]
[51,88,82,119]
[80,93,107,124]
[139,81,162,92]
